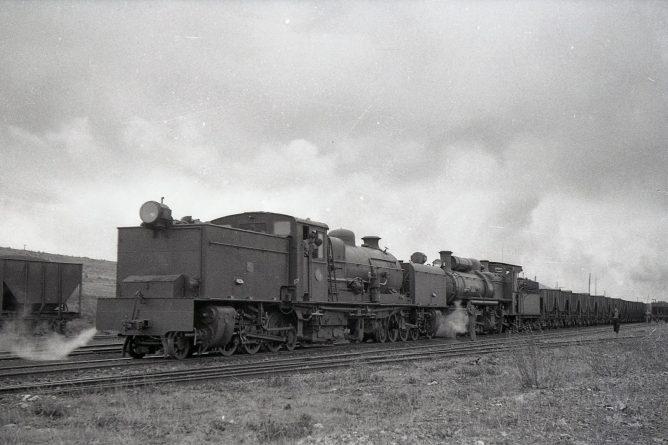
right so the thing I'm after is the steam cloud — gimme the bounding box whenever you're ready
[435,302,469,338]
[0,326,97,361]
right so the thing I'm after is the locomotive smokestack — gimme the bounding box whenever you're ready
[361,236,381,250]
[439,251,452,271]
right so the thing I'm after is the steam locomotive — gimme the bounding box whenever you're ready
[96,200,646,359]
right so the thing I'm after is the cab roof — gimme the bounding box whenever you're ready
[210,211,329,230]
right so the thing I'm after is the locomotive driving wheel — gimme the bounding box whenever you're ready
[242,340,262,355]
[264,310,298,352]
[387,314,400,342]
[264,312,284,353]
[264,341,281,353]
[240,323,262,355]
[424,309,439,338]
[396,314,409,342]
[219,335,239,357]
[165,332,192,360]
[408,327,419,341]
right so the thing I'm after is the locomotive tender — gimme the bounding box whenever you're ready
[96,200,646,359]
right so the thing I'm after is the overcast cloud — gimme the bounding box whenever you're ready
[1,1,667,301]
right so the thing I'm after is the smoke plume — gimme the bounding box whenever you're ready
[0,326,97,361]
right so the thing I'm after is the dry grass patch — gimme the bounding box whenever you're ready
[246,412,314,442]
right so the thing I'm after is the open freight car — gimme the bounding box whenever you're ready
[1,256,82,333]
[649,301,668,322]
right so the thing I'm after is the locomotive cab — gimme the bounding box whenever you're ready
[211,212,329,302]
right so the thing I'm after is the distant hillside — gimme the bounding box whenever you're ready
[0,246,116,320]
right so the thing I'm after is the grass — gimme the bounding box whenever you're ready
[246,413,314,441]
[1,324,666,444]
[513,336,576,389]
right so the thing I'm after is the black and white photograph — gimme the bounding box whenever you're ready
[0,1,666,444]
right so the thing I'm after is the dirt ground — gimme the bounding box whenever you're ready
[1,323,666,445]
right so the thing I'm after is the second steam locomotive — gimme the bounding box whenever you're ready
[96,201,646,359]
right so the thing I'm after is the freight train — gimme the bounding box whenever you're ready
[96,200,647,359]
[1,256,82,333]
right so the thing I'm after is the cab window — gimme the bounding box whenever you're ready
[302,227,325,259]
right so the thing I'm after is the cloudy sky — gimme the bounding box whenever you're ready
[1,1,667,301]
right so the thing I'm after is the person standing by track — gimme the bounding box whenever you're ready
[612,307,620,335]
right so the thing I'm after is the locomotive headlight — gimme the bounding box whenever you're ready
[140,201,160,224]
[140,200,173,228]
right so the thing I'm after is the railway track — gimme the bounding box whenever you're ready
[0,322,640,362]
[0,323,640,375]
[0,324,647,376]
[0,342,123,362]
[0,326,647,394]
[0,356,164,378]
